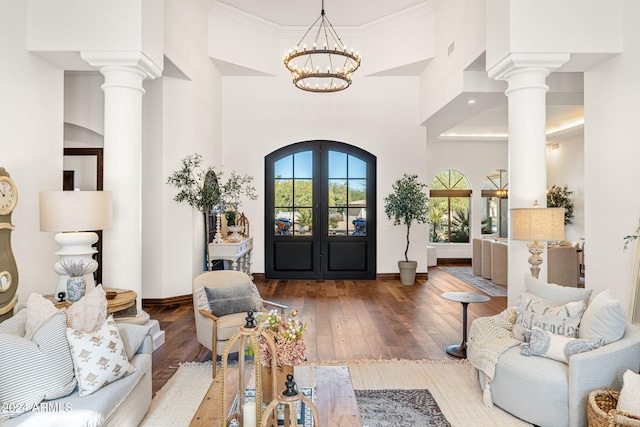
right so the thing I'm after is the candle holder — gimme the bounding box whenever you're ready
[260,374,319,427]
[218,310,277,427]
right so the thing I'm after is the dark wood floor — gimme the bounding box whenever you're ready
[144,265,507,395]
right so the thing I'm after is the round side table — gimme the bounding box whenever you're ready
[441,291,490,358]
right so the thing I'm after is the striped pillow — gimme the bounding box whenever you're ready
[0,311,77,419]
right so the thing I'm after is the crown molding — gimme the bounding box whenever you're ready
[211,1,282,35]
[361,2,433,34]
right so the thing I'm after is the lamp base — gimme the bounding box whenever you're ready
[53,232,99,298]
[527,241,544,279]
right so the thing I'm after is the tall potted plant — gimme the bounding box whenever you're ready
[384,173,429,285]
[167,154,221,268]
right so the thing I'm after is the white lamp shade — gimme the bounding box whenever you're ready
[39,191,113,232]
[512,207,565,242]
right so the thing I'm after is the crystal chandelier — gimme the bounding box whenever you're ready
[284,0,361,93]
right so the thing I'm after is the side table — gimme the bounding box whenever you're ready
[441,291,490,358]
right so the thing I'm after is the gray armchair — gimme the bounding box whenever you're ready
[192,270,286,377]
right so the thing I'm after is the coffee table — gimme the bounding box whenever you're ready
[189,365,362,426]
[441,291,490,358]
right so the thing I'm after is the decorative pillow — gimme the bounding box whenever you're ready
[66,315,135,397]
[0,307,27,337]
[524,275,592,306]
[24,292,59,339]
[521,326,604,363]
[617,369,640,416]
[67,284,108,333]
[204,283,261,317]
[117,323,149,360]
[513,293,587,341]
[579,289,626,344]
[0,311,77,418]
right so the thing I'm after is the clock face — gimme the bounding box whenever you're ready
[0,177,17,215]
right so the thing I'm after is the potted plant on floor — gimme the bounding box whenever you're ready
[384,173,429,285]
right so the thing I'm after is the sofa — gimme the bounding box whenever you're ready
[468,276,640,427]
[0,304,156,427]
[472,239,581,287]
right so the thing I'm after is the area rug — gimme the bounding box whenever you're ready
[440,266,507,297]
[355,388,450,426]
[141,359,531,426]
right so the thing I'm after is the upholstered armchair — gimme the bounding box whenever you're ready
[192,270,286,377]
[548,243,581,287]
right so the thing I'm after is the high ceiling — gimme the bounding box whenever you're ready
[216,0,429,26]
[213,0,584,142]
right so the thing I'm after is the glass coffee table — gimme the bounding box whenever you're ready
[441,291,490,358]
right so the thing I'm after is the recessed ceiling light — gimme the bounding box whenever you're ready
[468,99,476,104]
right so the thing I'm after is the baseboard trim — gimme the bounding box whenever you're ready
[438,258,471,265]
[142,294,192,307]
[376,272,428,280]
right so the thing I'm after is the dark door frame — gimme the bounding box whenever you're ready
[63,147,104,285]
[264,140,376,280]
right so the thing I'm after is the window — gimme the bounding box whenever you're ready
[274,151,313,236]
[328,151,367,236]
[429,169,472,243]
[481,169,508,238]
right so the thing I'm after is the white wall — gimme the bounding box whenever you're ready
[584,0,640,304]
[420,0,487,123]
[221,75,428,274]
[0,1,65,305]
[546,134,585,243]
[426,139,508,259]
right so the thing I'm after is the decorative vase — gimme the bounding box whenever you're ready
[66,276,86,302]
[262,365,294,404]
[398,260,418,285]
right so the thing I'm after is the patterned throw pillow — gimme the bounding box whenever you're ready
[0,311,77,418]
[67,284,108,333]
[521,326,604,363]
[513,293,587,341]
[66,315,135,397]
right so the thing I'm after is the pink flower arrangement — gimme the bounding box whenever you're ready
[257,309,307,367]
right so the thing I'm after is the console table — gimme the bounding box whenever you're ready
[208,237,253,276]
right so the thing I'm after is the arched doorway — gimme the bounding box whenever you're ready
[265,141,376,279]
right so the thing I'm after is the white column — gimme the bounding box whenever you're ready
[489,54,569,305]
[81,52,161,310]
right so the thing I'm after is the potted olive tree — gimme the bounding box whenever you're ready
[384,173,429,285]
[167,154,221,268]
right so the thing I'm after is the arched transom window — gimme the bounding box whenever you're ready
[429,169,472,243]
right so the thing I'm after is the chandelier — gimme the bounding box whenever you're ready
[284,0,361,93]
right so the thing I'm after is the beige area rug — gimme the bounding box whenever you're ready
[139,362,214,427]
[140,359,532,427]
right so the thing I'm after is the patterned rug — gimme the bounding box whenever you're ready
[440,266,507,296]
[356,388,450,427]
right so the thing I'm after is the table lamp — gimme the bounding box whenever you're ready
[39,190,112,296]
[511,202,565,278]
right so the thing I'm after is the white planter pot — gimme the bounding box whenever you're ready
[398,260,418,285]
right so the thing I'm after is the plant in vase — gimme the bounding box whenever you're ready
[60,259,95,302]
[383,173,429,285]
[256,309,307,402]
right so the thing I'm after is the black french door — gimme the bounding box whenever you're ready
[265,141,376,279]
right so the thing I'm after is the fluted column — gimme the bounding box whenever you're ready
[81,52,161,310]
[489,54,569,305]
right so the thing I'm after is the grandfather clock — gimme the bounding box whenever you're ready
[0,167,18,322]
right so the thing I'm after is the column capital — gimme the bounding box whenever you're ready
[81,51,162,79]
[488,53,571,81]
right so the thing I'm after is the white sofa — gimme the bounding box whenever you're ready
[469,278,640,427]
[0,310,156,427]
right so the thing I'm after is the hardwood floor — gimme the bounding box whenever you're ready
[144,265,507,395]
